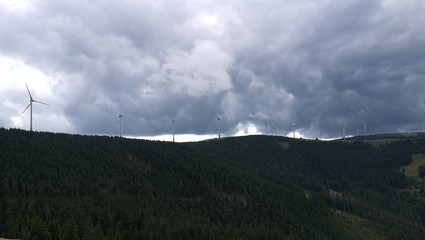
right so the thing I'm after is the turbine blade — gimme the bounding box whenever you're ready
[25,83,33,101]
[22,103,31,113]
[33,100,49,105]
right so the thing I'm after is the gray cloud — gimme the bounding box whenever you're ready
[1,0,425,139]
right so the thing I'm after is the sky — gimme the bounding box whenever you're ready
[1,0,425,141]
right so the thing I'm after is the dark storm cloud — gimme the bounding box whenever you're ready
[1,0,425,139]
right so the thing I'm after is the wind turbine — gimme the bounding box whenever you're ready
[293,123,296,138]
[363,122,367,135]
[217,115,222,138]
[341,122,347,140]
[22,83,49,131]
[171,114,176,142]
[115,105,124,137]
[264,122,268,135]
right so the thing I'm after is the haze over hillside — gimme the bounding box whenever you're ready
[1,128,425,239]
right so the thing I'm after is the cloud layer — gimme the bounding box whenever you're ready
[1,0,425,139]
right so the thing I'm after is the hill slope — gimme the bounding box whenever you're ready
[1,128,425,239]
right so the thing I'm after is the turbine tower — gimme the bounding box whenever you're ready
[293,123,296,138]
[22,83,49,131]
[264,122,268,135]
[115,105,124,137]
[217,115,221,138]
[341,122,347,140]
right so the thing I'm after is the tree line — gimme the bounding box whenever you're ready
[1,128,425,239]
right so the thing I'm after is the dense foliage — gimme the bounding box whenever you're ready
[419,166,425,178]
[1,128,425,239]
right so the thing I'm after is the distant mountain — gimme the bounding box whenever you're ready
[1,128,425,239]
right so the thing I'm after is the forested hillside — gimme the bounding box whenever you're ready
[1,128,425,239]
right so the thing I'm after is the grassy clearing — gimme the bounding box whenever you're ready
[329,189,343,199]
[336,210,385,240]
[277,141,289,150]
[398,154,425,195]
[402,154,425,179]
[363,139,400,149]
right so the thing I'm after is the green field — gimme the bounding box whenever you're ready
[363,139,400,149]
[277,141,289,149]
[402,153,425,179]
[337,211,385,240]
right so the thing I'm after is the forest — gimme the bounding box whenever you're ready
[1,127,425,239]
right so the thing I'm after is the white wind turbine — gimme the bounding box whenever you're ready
[341,122,347,140]
[115,105,124,137]
[171,114,176,143]
[363,122,367,135]
[217,115,222,138]
[22,83,49,131]
[293,123,296,138]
